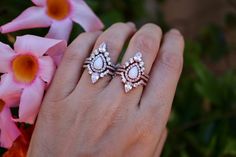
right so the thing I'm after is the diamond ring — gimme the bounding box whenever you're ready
[83,43,116,83]
[116,52,149,93]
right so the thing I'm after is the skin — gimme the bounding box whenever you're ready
[27,23,184,157]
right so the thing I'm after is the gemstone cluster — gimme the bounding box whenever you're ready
[84,43,115,83]
[116,52,149,93]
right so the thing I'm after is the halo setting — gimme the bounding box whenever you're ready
[84,43,115,83]
[116,52,149,93]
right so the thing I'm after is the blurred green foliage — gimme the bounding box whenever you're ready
[0,0,236,156]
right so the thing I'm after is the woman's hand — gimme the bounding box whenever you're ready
[27,22,184,157]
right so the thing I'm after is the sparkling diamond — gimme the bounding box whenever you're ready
[135,52,142,58]
[105,52,109,57]
[93,56,104,70]
[139,61,144,66]
[91,53,95,58]
[128,66,139,79]
[106,57,111,62]
[88,70,93,74]
[125,62,129,67]
[100,73,105,77]
[99,42,107,52]
[95,50,99,55]
[91,73,100,83]
[134,52,142,61]
[129,58,134,63]
[125,83,133,93]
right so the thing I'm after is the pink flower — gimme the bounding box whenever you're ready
[0,0,104,41]
[0,35,67,124]
[0,74,21,148]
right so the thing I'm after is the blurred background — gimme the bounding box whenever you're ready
[0,0,236,156]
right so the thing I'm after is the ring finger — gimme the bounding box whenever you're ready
[108,23,163,106]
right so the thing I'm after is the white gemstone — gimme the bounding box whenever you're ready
[100,73,105,77]
[88,70,93,74]
[94,50,99,55]
[129,58,134,63]
[99,42,107,52]
[125,83,133,93]
[125,62,129,67]
[141,67,145,72]
[106,57,111,62]
[128,66,139,79]
[91,73,100,83]
[93,56,104,70]
[135,52,142,58]
[139,61,144,66]
[105,52,109,56]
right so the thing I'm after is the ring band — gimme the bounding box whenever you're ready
[83,42,116,83]
[115,52,149,93]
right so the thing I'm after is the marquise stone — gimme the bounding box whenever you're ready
[128,66,139,79]
[125,83,132,93]
[91,73,100,83]
[93,56,104,70]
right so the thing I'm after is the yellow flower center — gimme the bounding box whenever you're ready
[46,0,71,20]
[12,54,39,84]
[0,99,5,113]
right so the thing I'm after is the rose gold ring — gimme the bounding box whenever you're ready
[115,52,149,93]
[83,42,116,83]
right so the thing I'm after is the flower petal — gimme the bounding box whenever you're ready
[70,0,104,32]
[14,35,67,58]
[0,7,51,33]
[39,56,56,84]
[32,0,46,6]
[46,19,73,41]
[0,107,20,148]
[0,74,22,107]
[45,39,67,66]
[0,42,15,73]
[16,78,45,124]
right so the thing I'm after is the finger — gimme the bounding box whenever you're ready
[153,128,168,157]
[109,23,162,105]
[77,22,136,92]
[46,31,101,102]
[139,29,184,143]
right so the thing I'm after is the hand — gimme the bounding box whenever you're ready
[27,22,184,157]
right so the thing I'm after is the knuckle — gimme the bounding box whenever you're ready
[160,51,184,75]
[64,32,97,61]
[133,33,157,52]
[135,119,153,139]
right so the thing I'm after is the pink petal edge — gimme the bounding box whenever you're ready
[0,7,51,33]
[14,35,66,58]
[0,107,20,148]
[70,0,104,32]
[16,78,45,124]
[46,18,73,41]
[0,42,15,73]
[31,0,46,6]
[0,74,22,107]
[39,56,56,84]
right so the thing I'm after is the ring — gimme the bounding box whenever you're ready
[83,42,116,83]
[116,52,149,93]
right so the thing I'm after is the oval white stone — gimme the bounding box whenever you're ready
[93,56,103,70]
[128,66,139,79]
